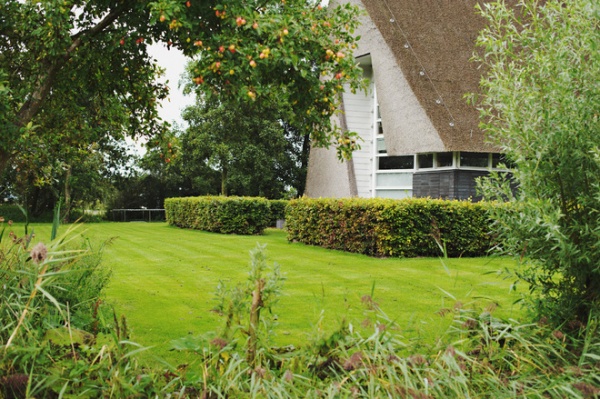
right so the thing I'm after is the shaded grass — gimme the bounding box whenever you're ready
[25,222,521,366]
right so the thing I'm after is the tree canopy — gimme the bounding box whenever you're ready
[179,96,309,198]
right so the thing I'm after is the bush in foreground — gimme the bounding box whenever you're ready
[475,0,600,328]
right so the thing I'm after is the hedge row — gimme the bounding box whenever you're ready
[286,198,495,257]
[165,196,274,235]
[0,205,27,222]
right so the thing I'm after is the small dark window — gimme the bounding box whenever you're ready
[460,152,489,168]
[377,121,383,135]
[436,152,453,167]
[492,153,514,169]
[379,155,414,170]
[418,153,433,169]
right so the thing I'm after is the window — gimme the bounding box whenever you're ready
[460,152,489,168]
[379,155,414,170]
[376,137,386,154]
[417,153,433,169]
[373,99,413,199]
[492,153,514,169]
[436,152,454,167]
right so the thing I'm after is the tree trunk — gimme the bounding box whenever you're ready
[63,165,72,222]
[297,133,311,197]
[337,93,358,197]
[221,164,228,196]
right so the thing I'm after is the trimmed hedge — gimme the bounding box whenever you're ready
[286,198,495,257]
[165,196,271,235]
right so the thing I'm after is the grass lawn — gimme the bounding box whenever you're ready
[27,222,521,367]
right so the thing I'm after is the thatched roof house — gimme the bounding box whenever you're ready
[306,0,512,200]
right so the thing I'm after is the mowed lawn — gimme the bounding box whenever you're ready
[28,222,521,365]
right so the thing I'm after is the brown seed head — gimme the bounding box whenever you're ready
[30,242,48,264]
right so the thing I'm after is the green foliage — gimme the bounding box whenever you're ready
[177,97,308,198]
[165,196,271,234]
[286,197,494,257]
[183,0,367,161]
[474,0,600,325]
[1,1,169,216]
[1,0,365,193]
[0,224,181,398]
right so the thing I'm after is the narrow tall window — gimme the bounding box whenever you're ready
[373,100,414,199]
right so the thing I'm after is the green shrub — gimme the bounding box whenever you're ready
[286,198,494,257]
[0,224,180,398]
[475,0,600,327]
[165,196,271,235]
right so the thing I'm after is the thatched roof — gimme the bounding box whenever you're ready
[359,0,516,153]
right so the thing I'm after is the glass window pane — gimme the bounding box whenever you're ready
[378,155,414,170]
[492,153,515,169]
[460,152,489,168]
[418,153,433,169]
[377,138,386,154]
[376,172,413,187]
[378,120,383,135]
[436,152,453,167]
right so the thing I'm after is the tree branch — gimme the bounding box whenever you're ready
[15,4,129,127]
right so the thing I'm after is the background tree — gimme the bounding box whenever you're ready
[474,0,600,326]
[180,97,308,198]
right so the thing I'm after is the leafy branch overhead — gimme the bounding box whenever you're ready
[0,0,366,186]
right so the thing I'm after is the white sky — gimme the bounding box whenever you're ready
[148,43,195,126]
[126,44,194,157]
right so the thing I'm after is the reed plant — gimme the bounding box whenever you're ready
[0,221,183,398]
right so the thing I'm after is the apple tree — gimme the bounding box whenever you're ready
[0,0,365,209]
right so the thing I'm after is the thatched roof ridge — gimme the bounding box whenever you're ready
[360,0,515,153]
